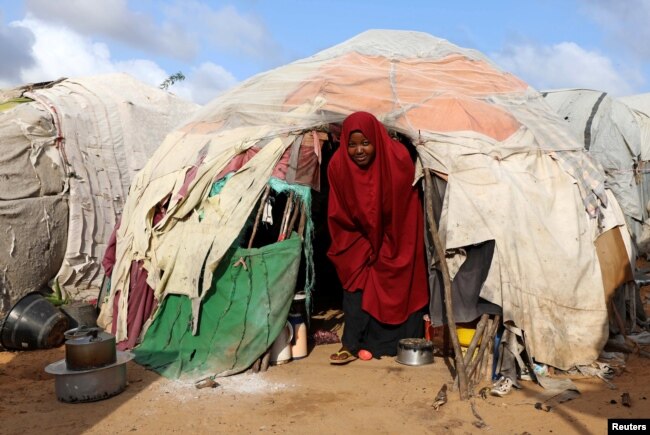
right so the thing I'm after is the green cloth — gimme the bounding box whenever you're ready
[0,97,32,112]
[134,234,302,379]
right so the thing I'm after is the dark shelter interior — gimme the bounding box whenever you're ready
[244,127,427,317]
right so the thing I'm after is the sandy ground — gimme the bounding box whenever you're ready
[1,302,649,435]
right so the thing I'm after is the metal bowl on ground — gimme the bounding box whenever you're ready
[396,338,434,366]
[45,351,134,403]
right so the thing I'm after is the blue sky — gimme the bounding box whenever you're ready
[1,0,648,104]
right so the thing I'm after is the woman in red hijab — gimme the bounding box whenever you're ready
[327,111,429,363]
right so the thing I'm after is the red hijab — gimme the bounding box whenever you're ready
[327,111,429,324]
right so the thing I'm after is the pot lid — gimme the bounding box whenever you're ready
[64,327,115,346]
[397,338,434,350]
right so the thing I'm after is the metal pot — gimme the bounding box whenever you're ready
[45,351,134,403]
[64,327,117,371]
[396,338,434,366]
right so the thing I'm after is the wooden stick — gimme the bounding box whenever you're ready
[260,350,271,372]
[286,197,301,238]
[424,169,469,400]
[468,315,500,381]
[611,300,641,353]
[605,341,650,358]
[485,319,495,382]
[625,282,637,333]
[248,185,271,249]
[629,283,636,332]
[278,192,295,239]
[468,316,491,385]
[453,314,487,389]
[281,193,297,239]
[470,400,488,429]
[473,318,489,384]
[463,314,488,367]
[297,202,307,238]
[476,318,493,384]
[250,357,261,373]
[429,170,444,223]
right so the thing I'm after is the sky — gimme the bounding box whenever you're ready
[0,0,649,105]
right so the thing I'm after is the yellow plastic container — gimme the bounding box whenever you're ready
[460,346,478,359]
[456,327,479,347]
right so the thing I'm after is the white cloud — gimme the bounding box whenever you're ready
[0,17,36,86]
[7,17,167,93]
[114,59,168,87]
[9,1,271,102]
[166,2,283,65]
[580,0,650,60]
[2,16,238,105]
[16,17,117,83]
[171,62,239,105]
[23,0,283,67]
[492,41,643,96]
[25,0,197,60]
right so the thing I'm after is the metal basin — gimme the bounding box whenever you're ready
[396,338,434,366]
[45,351,134,403]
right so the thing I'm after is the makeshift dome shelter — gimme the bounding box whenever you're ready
[0,73,200,316]
[98,29,628,380]
[618,93,650,253]
[542,89,648,252]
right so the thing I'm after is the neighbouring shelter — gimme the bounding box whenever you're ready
[542,89,648,252]
[0,73,199,316]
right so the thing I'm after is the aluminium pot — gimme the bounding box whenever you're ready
[45,351,134,403]
[64,327,117,371]
[396,338,434,366]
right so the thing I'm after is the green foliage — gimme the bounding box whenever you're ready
[44,278,69,307]
[159,71,186,90]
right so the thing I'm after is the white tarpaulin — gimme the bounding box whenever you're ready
[542,89,650,253]
[618,93,650,252]
[0,73,199,314]
[100,30,620,370]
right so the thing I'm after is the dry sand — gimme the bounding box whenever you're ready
[1,306,649,435]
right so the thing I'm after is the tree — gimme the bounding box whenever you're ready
[159,72,186,90]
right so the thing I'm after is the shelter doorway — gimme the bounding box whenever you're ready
[238,125,420,317]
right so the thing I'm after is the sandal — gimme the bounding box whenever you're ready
[329,349,358,365]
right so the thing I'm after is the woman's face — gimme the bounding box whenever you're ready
[347,131,376,168]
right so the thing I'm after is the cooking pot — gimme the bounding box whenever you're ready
[64,327,116,371]
[396,338,434,366]
[45,351,134,403]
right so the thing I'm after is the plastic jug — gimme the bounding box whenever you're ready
[289,313,308,360]
[269,321,293,365]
